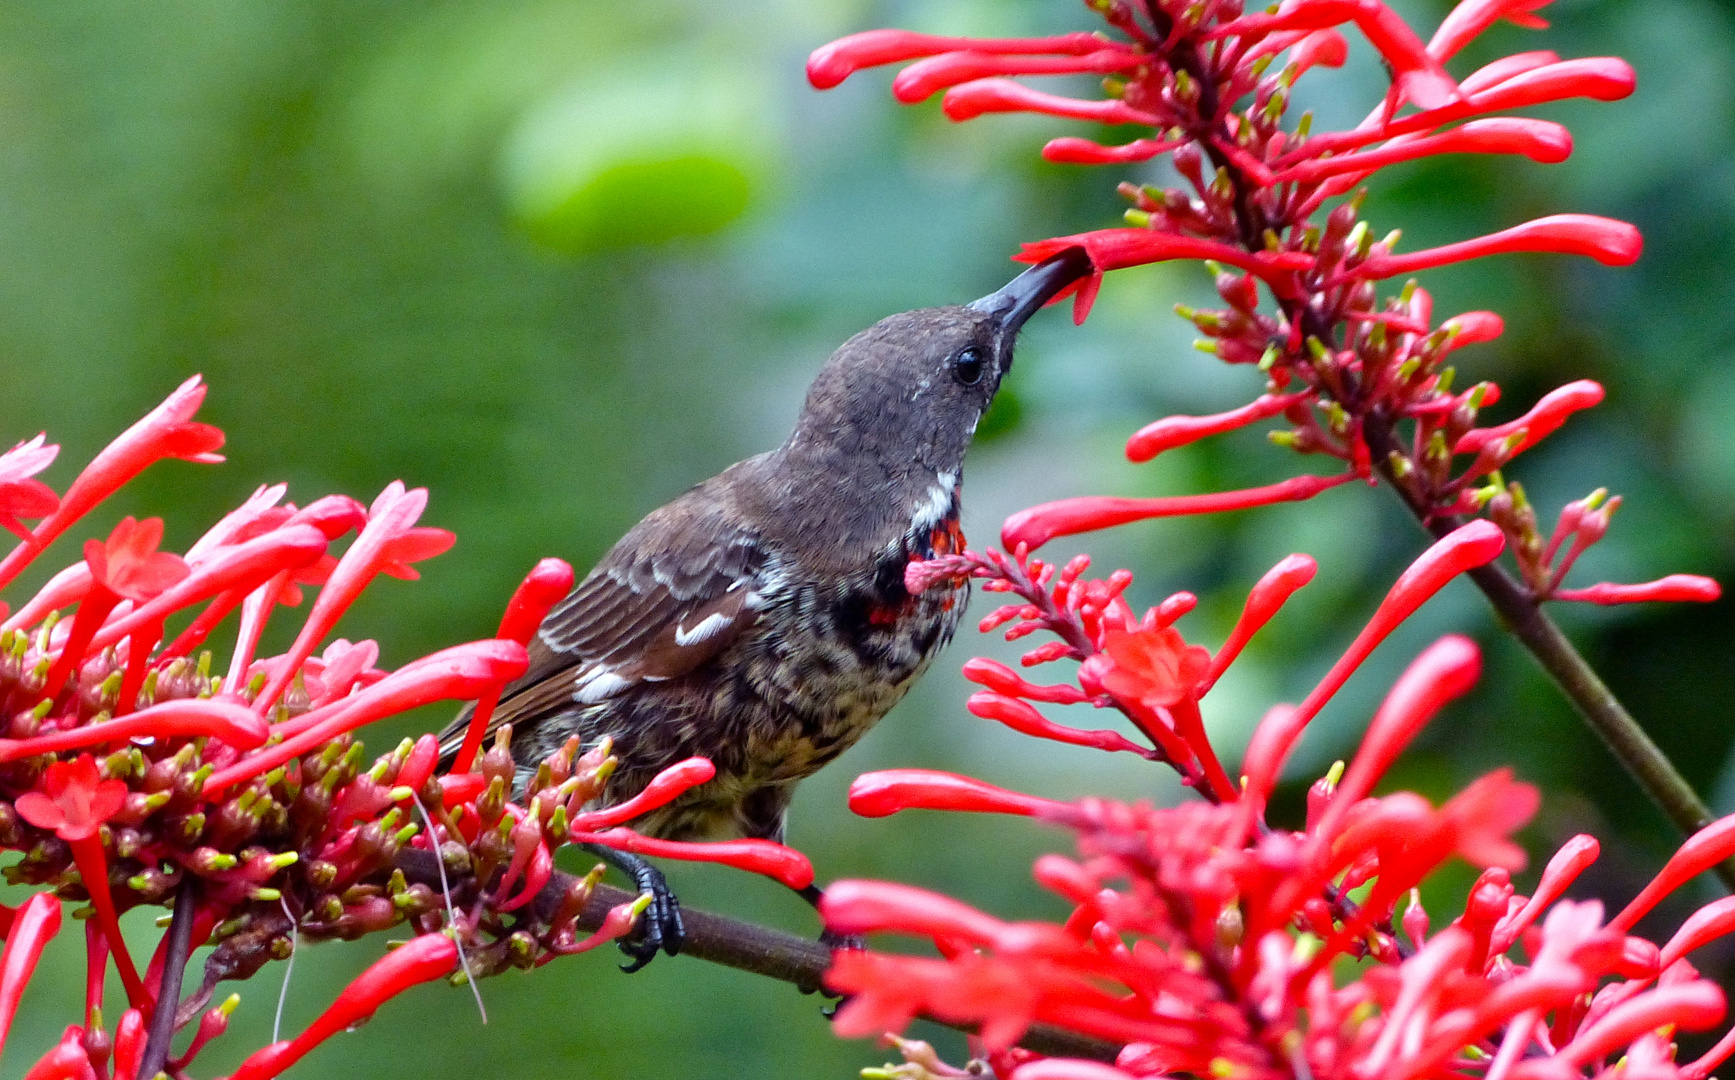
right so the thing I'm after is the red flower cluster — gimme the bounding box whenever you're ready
[906,519,1503,802]
[0,379,812,1079]
[832,535,1735,1080]
[812,0,1717,610]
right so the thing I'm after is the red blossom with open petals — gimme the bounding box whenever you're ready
[15,757,125,843]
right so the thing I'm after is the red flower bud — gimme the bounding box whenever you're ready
[1042,137,1177,166]
[819,880,1005,944]
[228,933,458,1080]
[1454,380,1603,458]
[571,757,716,831]
[1359,215,1640,278]
[1204,554,1318,690]
[1552,576,1721,605]
[893,49,1140,104]
[940,78,1158,125]
[0,893,61,1058]
[1614,815,1735,933]
[578,829,813,890]
[0,698,267,764]
[966,692,1150,755]
[806,30,1102,90]
[1001,474,1352,551]
[848,769,1072,819]
[1126,392,1312,462]
[1313,636,1481,843]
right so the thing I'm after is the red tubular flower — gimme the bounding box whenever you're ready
[203,638,529,795]
[88,523,328,653]
[570,757,715,830]
[0,893,61,1063]
[962,657,1089,705]
[0,435,59,544]
[577,829,814,891]
[1275,118,1571,185]
[41,517,190,703]
[820,880,1007,945]
[1612,816,1735,932]
[1440,310,1505,351]
[1283,57,1635,164]
[1430,0,1553,61]
[253,481,455,715]
[227,932,458,1080]
[967,691,1152,756]
[848,769,1073,819]
[1312,635,1482,842]
[1000,474,1352,551]
[941,79,1158,125]
[1125,392,1312,462]
[1203,554,1318,690]
[893,49,1141,103]
[805,29,1103,89]
[1210,0,1460,108]
[0,376,222,593]
[1357,215,1641,278]
[0,698,267,763]
[14,757,145,1008]
[1097,627,1209,710]
[1552,576,1721,605]
[1661,897,1735,970]
[1454,379,1603,459]
[1491,834,1599,953]
[1018,231,1313,288]
[1253,523,1505,784]
[1042,137,1182,166]
[22,1040,95,1080]
[1553,983,1725,1068]
[452,557,575,772]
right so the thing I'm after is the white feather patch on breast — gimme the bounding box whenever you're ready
[908,470,958,534]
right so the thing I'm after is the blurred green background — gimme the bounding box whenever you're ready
[0,0,1730,1075]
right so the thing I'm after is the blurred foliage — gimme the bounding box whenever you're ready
[0,0,1729,1076]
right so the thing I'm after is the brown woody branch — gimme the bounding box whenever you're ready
[392,850,1121,1063]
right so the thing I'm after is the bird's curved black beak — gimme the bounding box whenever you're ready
[968,246,1095,354]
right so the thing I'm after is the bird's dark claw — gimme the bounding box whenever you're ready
[618,881,685,973]
[582,843,684,973]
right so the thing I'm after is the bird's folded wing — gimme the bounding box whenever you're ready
[437,500,766,760]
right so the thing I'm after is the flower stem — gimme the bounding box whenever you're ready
[1363,414,1735,888]
[69,836,149,1007]
[137,880,197,1080]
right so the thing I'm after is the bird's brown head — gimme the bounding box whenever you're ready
[784,247,1093,476]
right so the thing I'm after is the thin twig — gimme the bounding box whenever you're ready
[392,849,1120,1062]
[138,880,198,1080]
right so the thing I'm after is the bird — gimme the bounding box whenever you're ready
[438,247,1093,969]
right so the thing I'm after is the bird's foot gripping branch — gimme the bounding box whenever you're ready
[0,378,812,1080]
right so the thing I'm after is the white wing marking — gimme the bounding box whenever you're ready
[572,666,630,704]
[674,611,733,647]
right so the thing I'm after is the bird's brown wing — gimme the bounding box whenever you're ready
[436,492,768,761]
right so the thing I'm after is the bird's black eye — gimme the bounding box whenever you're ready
[951,346,985,386]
